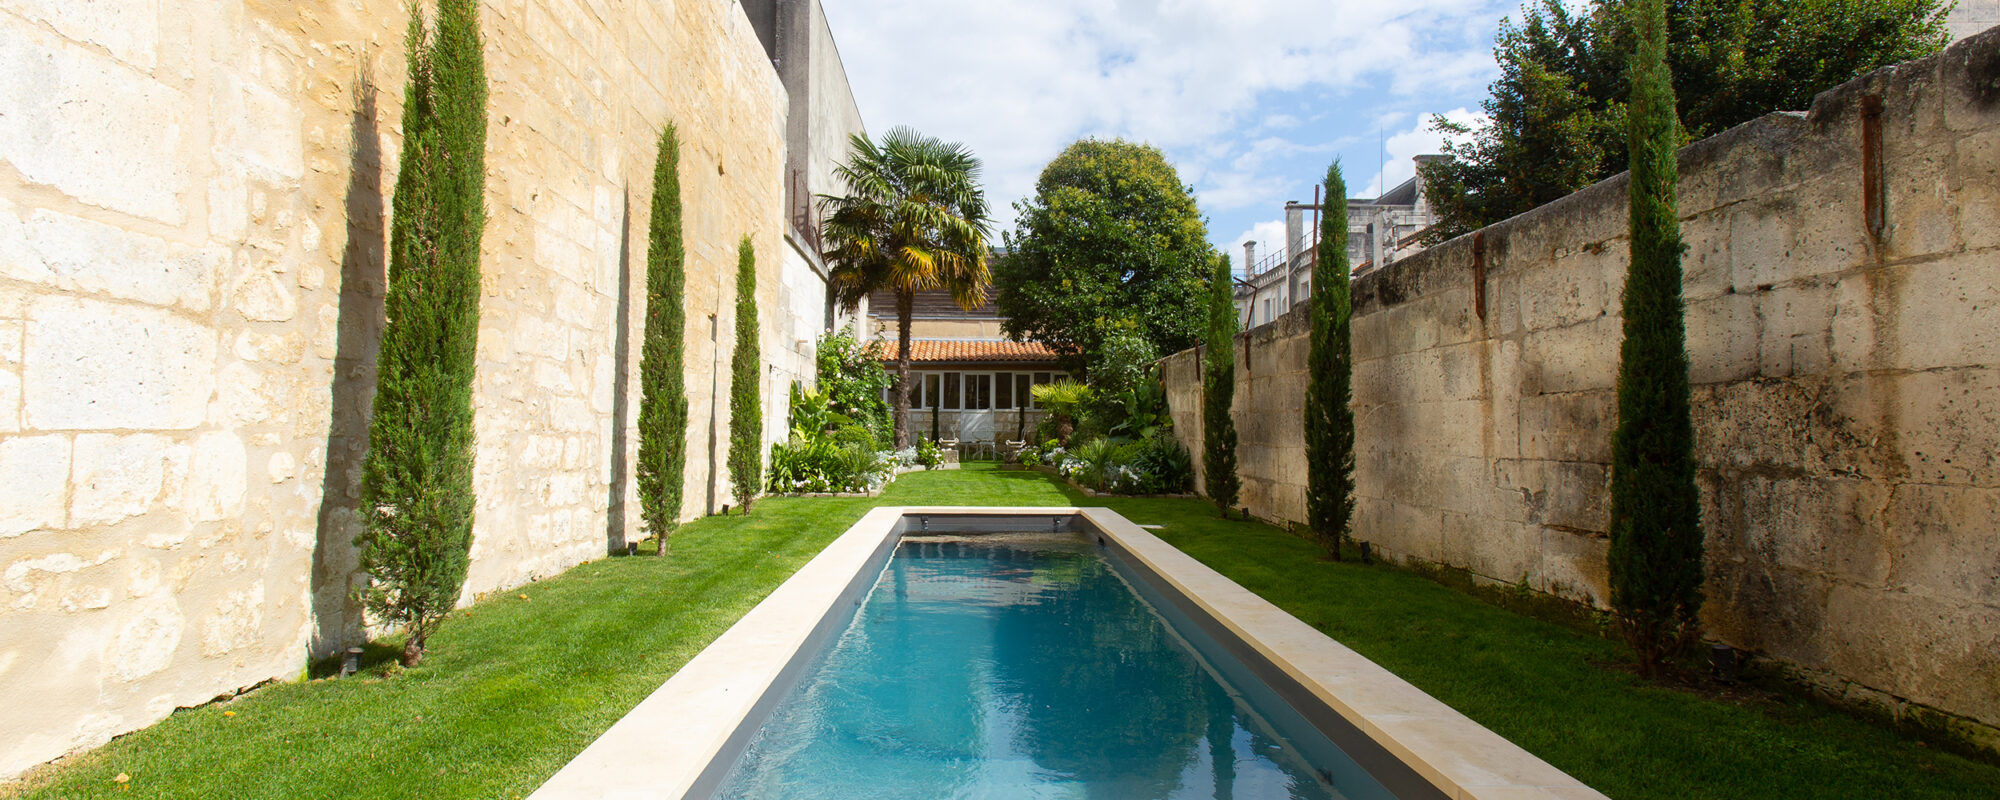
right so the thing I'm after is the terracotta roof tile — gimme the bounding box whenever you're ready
[877,339,1060,364]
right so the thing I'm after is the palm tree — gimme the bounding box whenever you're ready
[820,127,991,449]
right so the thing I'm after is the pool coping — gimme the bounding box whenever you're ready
[528,507,1608,800]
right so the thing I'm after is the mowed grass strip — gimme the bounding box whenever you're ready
[9,465,1997,799]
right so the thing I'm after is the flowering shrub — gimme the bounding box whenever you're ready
[766,387,896,494]
[915,438,945,469]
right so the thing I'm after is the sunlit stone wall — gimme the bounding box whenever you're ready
[1165,29,2000,744]
[0,0,792,778]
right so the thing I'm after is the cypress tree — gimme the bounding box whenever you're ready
[356,0,487,667]
[727,236,763,512]
[1608,0,1705,679]
[1202,252,1240,515]
[637,125,689,556]
[1305,162,1355,559]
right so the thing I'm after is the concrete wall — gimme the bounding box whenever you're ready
[0,0,802,779]
[1164,29,2000,739]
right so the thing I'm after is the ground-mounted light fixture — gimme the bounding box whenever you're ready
[1711,643,1739,683]
[341,646,364,677]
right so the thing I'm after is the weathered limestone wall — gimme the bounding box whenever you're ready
[1165,29,2000,737]
[0,0,794,779]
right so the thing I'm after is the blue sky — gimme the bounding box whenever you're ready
[821,0,1521,267]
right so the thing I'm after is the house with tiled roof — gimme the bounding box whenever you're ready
[864,288,1073,449]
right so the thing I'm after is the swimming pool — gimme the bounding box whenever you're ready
[714,532,1388,799]
[530,508,1604,800]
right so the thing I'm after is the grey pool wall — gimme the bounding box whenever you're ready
[528,508,1608,800]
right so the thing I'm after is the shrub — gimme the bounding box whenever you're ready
[1031,379,1093,445]
[637,123,689,557]
[1202,252,1240,513]
[727,237,762,512]
[1608,0,1705,679]
[765,386,895,494]
[1306,160,1356,559]
[356,0,487,667]
[915,437,945,469]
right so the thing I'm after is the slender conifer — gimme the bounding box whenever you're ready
[638,125,689,555]
[1202,253,1240,515]
[728,237,763,512]
[357,0,487,667]
[1306,162,1355,559]
[1608,0,1705,678]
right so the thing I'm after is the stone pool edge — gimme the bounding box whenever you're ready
[528,507,1607,800]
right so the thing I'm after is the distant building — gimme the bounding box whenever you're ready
[1951,0,1999,42]
[1235,155,1442,328]
[865,288,1071,448]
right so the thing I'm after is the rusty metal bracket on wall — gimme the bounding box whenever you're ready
[1860,95,1886,245]
[1471,231,1488,322]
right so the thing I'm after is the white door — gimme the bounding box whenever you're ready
[958,373,994,443]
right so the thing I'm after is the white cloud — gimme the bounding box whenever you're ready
[1228,218,1289,274]
[824,0,1510,234]
[1358,107,1486,197]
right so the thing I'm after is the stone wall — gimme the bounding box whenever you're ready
[1164,29,2000,739]
[0,0,801,779]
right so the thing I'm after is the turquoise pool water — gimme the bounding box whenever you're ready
[713,533,1396,799]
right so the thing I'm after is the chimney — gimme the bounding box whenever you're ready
[1243,240,1256,275]
[1284,203,1305,265]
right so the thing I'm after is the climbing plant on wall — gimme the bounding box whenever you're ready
[1305,161,1355,559]
[1202,252,1240,516]
[637,124,689,556]
[357,0,487,667]
[1608,0,1705,679]
[728,236,763,512]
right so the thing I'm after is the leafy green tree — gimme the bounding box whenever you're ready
[637,124,689,556]
[728,237,762,512]
[1306,162,1355,559]
[996,139,1212,375]
[1423,0,1948,239]
[1202,253,1239,515]
[1609,0,1705,679]
[820,127,991,449]
[357,0,486,667]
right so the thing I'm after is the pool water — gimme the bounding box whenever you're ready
[713,533,1395,799]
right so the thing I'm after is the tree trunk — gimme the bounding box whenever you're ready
[401,633,425,667]
[893,290,914,449]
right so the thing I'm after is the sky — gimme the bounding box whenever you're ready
[820,0,1521,272]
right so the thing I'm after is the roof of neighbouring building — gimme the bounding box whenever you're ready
[877,339,1060,364]
[865,288,1001,319]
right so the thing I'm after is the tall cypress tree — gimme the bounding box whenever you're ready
[357,0,487,667]
[727,237,763,512]
[1608,0,1704,679]
[1306,162,1355,559]
[637,125,688,556]
[1202,253,1240,515]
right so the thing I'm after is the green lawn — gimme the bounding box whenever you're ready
[7,464,1996,799]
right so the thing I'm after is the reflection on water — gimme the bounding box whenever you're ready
[716,534,1354,799]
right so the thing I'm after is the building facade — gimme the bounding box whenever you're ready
[1235,155,1441,329]
[865,289,1069,450]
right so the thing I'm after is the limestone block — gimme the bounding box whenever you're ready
[69,433,179,527]
[0,23,190,224]
[1822,586,2000,726]
[182,431,247,523]
[0,435,66,536]
[1355,496,1444,564]
[1719,474,1892,587]
[1883,151,1960,260]
[1517,254,1610,333]
[1679,210,1732,301]
[1957,131,2000,252]
[199,579,264,656]
[23,296,216,431]
[1887,483,2000,604]
[1685,290,1759,385]
[1881,255,2000,370]
[1536,527,1608,606]
[1892,368,2000,487]
[231,269,300,323]
[210,69,305,184]
[1755,282,1834,378]
[1518,391,1613,464]
[0,0,160,70]
[1439,512,1535,586]
[0,203,217,312]
[108,593,182,682]
[1518,315,1618,395]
